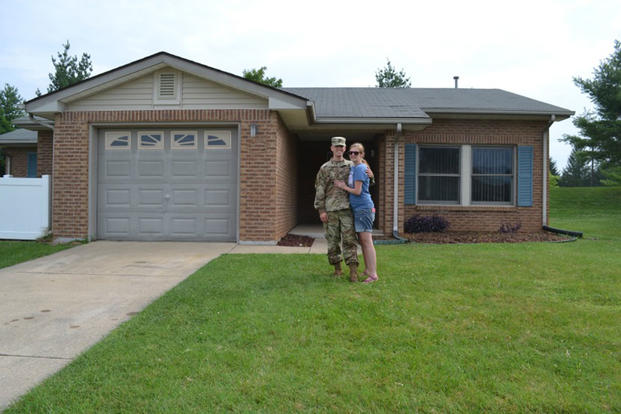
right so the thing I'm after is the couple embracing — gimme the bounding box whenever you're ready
[314,136,379,283]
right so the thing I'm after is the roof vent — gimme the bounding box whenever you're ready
[159,73,176,98]
[453,76,459,89]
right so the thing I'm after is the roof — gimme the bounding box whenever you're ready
[284,87,574,121]
[24,52,308,118]
[0,128,37,145]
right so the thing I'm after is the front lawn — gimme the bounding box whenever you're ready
[0,240,77,270]
[6,187,621,413]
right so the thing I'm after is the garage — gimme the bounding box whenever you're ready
[97,128,238,241]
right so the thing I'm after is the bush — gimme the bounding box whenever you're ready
[404,215,450,233]
[498,222,522,233]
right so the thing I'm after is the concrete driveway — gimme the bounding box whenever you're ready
[0,241,236,410]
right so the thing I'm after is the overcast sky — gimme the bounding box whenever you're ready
[1,0,619,168]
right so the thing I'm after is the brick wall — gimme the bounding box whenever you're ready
[274,112,298,239]
[52,109,291,241]
[37,130,53,177]
[379,119,548,234]
[4,147,34,177]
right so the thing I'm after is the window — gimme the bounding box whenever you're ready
[204,130,231,150]
[471,147,514,203]
[418,146,460,203]
[105,131,131,150]
[138,131,164,150]
[171,131,197,149]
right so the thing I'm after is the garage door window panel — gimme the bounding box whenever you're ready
[205,130,231,150]
[105,131,131,150]
[138,131,164,150]
[172,131,197,150]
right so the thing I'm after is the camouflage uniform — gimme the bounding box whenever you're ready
[314,159,359,266]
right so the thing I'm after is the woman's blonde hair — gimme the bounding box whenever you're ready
[350,142,368,165]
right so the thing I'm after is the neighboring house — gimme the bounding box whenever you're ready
[0,128,39,177]
[16,52,573,243]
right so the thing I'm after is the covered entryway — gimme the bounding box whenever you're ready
[97,128,238,241]
[296,138,380,226]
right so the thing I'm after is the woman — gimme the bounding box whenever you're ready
[334,142,379,283]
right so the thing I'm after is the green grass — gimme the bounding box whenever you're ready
[6,187,621,413]
[0,240,77,269]
[550,186,621,240]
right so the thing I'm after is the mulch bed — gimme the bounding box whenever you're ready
[277,234,315,247]
[403,231,572,244]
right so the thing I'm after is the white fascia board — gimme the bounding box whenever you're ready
[313,117,432,125]
[268,96,307,110]
[423,108,574,120]
[25,59,170,113]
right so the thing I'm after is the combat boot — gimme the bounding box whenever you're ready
[333,262,343,277]
[349,263,358,282]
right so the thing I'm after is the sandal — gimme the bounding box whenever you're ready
[362,275,378,283]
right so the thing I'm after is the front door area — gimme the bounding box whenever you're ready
[296,139,379,226]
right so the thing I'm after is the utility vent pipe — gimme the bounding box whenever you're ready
[453,76,459,88]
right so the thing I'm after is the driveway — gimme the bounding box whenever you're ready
[0,241,236,410]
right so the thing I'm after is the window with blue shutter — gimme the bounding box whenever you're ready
[517,146,533,206]
[405,144,417,204]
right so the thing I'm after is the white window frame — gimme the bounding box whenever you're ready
[171,131,198,150]
[417,145,461,205]
[137,131,164,150]
[105,131,131,150]
[470,145,516,206]
[204,130,232,150]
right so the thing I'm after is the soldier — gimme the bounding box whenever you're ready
[314,136,372,282]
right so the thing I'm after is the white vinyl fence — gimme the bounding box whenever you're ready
[0,175,50,240]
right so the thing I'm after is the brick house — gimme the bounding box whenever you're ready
[16,52,573,243]
[0,128,40,177]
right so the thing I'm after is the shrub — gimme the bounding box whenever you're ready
[404,215,450,233]
[498,222,522,233]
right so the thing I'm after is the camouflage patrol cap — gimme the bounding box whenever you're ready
[331,136,346,146]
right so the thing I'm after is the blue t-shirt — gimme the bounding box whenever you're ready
[348,163,374,211]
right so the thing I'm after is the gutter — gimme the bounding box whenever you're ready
[28,113,55,131]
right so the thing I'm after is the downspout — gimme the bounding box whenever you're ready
[541,114,581,241]
[391,123,408,243]
[542,114,554,226]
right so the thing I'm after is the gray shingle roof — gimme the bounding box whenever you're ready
[0,128,37,144]
[283,87,573,120]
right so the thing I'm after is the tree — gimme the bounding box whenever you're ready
[242,67,283,88]
[549,158,561,176]
[0,83,24,134]
[562,40,621,174]
[559,148,590,187]
[375,59,411,88]
[44,41,93,93]
[549,158,560,187]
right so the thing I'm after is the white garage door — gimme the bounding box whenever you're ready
[97,128,237,241]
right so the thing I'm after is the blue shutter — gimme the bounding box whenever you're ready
[27,152,37,178]
[405,144,417,204]
[517,146,533,206]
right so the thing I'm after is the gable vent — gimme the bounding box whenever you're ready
[159,73,176,98]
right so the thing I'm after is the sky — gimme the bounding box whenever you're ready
[1,0,619,169]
